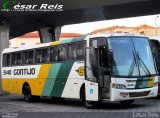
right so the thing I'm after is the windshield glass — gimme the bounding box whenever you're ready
[108,36,156,77]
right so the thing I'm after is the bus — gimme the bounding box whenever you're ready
[150,36,160,94]
[1,33,158,108]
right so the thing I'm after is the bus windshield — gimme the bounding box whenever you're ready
[108,37,157,77]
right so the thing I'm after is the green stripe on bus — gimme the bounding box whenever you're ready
[42,63,62,96]
[60,36,86,44]
[50,62,74,97]
[61,39,72,44]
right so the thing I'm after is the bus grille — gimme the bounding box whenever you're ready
[129,91,150,97]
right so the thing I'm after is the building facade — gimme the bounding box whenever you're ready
[91,25,160,37]
[9,32,83,48]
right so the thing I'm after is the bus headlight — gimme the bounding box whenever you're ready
[112,84,126,89]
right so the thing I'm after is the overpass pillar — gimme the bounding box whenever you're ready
[38,26,61,43]
[0,24,9,94]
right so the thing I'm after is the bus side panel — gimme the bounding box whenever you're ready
[2,64,51,96]
[61,61,85,99]
[49,62,74,97]
[41,63,62,96]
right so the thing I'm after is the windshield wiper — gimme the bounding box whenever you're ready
[128,51,151,77]
[128,51,140,76]
[136,51,151,76]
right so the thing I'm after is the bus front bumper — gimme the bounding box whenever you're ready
[110,86,158,101]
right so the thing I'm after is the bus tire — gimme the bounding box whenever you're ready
[80,86,98,109]
[23,85,35,102]
[82,100,98,109]
[120,100,134,106]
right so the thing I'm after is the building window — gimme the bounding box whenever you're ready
[21,43,25,46]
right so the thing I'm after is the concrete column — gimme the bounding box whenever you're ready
[0,24,9,94]
[38,26,61,43]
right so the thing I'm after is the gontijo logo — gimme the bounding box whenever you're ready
[76,66,85,76]
[1,0,63,11]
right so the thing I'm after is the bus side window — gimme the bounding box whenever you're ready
[22,51,28,64]
[6,54,11,66]
[68,44,77,60]
[28,50,33,64]
[77,42,85,60]
[35,49,42,63]
[16,52,22,65]
[11,53,16,65]
[3,54,7,67]
[42,48,50,63]
[58,46,67,61]
[50,47,58,62]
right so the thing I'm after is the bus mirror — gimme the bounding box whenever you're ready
[92,40,98,48]
[152,47,156,54]
[108,49,113,65]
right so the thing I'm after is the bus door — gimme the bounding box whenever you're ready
[85,38,111,101]
[85,40,99,101]
[97,39,111,99]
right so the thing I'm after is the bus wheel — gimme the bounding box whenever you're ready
[82,100,98,109]
[120,100,134,106]
[24,85,34,102]
[81,91,98,108]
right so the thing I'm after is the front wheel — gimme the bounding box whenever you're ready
[120,100,134,106]
[82,99,98,109]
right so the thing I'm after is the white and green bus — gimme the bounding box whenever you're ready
[1,33,158,108]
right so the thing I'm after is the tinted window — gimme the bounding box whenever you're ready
[50,47,58,62]
[68,42,85,60]
[58,46,67,61]
[42,48,50,63]
[11,53,16,65]
[22,51,28,64]
[28,50,33,64]
[16,52,22,65]
[35,49,42,63]
[77,42,85,60]
[6,54,11,66]
[68,44,77,60]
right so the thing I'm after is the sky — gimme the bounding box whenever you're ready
[61,14,160,34]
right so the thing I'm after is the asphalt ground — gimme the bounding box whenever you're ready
[0,94,160,118]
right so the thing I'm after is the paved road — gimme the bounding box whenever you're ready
[0,94,160,118]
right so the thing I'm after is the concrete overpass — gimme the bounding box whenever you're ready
[0,0,160,93]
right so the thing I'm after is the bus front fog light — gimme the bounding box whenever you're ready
[120,92,128,97]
